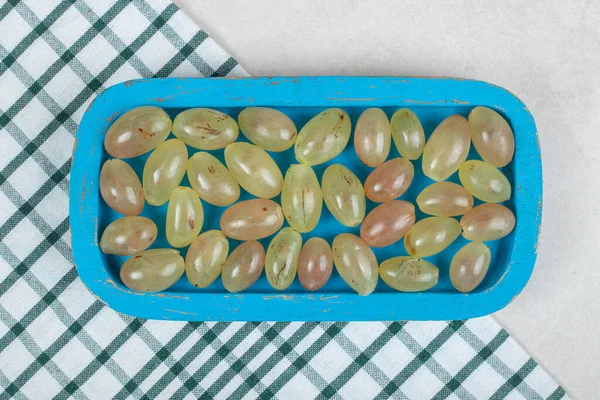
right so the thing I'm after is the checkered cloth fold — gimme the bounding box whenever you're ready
[0,0,566,399]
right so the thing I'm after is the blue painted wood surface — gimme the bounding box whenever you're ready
[70,77,541,321]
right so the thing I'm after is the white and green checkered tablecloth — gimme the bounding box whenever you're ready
[0,1,566,399]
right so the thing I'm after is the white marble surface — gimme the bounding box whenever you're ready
[175,1,600,397]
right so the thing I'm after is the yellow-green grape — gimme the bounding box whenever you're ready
[281,164,322,233]
[166,187,203,248]
[295,108,351,166]
[173,108,238,150]
[363,158,414,203]
[222,241,265,293]
[187,152,240,206]
[238,107,297,152]
[468,106,514,167]
[458,160,511,203]
[450,242,491,293]
[185,230,229,288]
[460,203,515,241]
[120,249,184,292]
[422,115,471,181]
[354,108,391,167]
[404,217,461,257]
[379,257,438,292]
[265,227,302,290]
[100,159,144,216]
[298,237,333,291]
[360,201,415,248]
[322,164,365,227]
[143,139,187,206]
[224,142,283,198]
[390,108,425,160]
[99,216,157,256]
[332,234,378,296]
[220,199,284,240]
[104,106,172,158]
[416,182,474,217]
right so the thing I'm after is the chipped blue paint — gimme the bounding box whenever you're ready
[70,77,541,321]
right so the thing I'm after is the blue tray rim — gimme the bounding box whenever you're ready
[69,76,542,321]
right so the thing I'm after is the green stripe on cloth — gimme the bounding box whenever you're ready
[0,0,566,399]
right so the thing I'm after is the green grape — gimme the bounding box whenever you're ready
[404,217,461,257]
[224,142,283,198]
[390,108,425,160]
[166,187,203,248]
[468,106,514,167]
[104,106,171,158]
[99,216,157,255]
[360,200,415,248]
[294,108,351,166]
[222,241,265,293]
[100,159,144,216]
[332,233,378,296]
[281,164,322,233]
[364,158,414,203]
[220,199,284,240]
[187,152,240,206]
[238,107,297,152]
[379,257,438,292]
[416,182,474,217]
[265,227,302,290]
[322,164,365,227]
[142,139,187,206]
[450,242,491,293]
[120,249,184,292]
[460,203,515,241]
[458,160,511,203]
[173,108,238,150]
[298,237,333,291]
[185,230,229,288]
[422,115,471,181]
[354,108,391,167]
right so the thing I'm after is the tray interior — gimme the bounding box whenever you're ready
[98,105,516,295]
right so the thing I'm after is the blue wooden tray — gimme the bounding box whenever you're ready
[70,76,541,321]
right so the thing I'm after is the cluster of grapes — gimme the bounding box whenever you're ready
[99,105,514,295]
